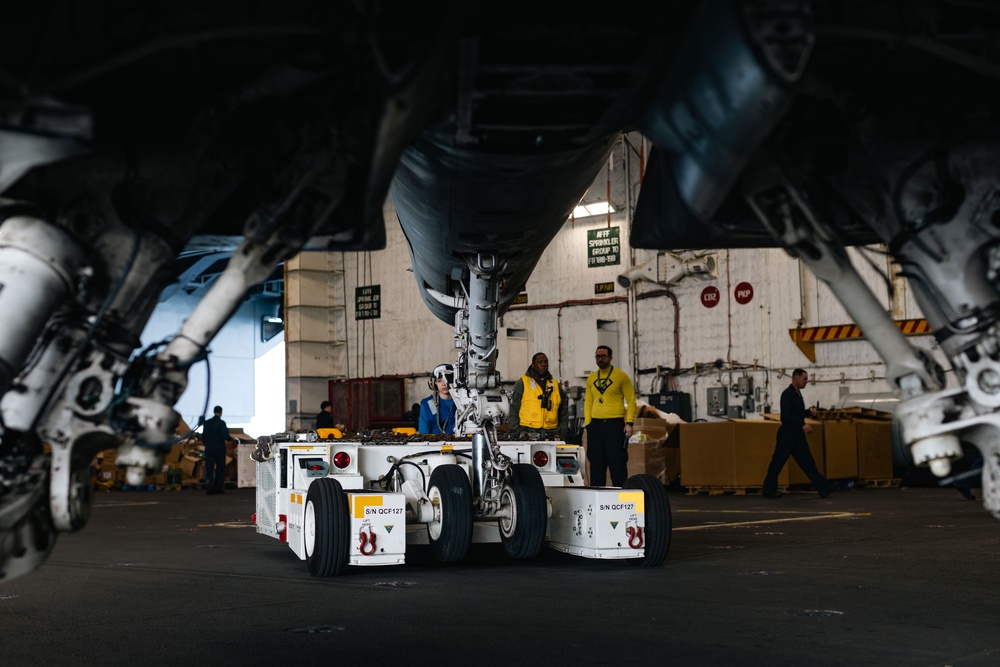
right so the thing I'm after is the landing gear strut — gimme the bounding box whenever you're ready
[744,144,1000,517]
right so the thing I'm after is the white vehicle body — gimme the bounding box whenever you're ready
[253,434,670,574]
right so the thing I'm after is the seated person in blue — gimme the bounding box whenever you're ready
[418,364,457,434]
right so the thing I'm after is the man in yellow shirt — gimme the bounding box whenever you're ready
[584,345,636,486]
[509,352,567,439]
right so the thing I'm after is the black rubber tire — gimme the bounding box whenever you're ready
[623,473,672,567]
[304,477,349,576]
[426,464,474,563]
[498,463,547,559]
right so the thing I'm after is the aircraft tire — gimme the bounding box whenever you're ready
[498,463,547,559]
[304,477,349,576]
[426,464,473,563]
[623,473,672,567]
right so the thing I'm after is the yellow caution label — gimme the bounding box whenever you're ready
[617,490,644,514]
[352,494,384,519]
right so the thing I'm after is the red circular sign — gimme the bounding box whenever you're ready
[734,281,754,305]
[700,285,720,308]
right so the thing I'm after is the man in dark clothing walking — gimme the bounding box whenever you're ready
[202,405,235,495]
[761,368,834,499]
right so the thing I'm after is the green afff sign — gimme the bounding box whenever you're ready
[587,227,620,268]
[355,285,381,320]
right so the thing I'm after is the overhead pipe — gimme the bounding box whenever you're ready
[506,289,681,379]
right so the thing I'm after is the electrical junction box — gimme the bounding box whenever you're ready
[648,391,692,422]
[737,376,754,396]
[706,387,728,417]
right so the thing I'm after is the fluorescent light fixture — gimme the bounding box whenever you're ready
[572,201,615,218]
[264,316,283,324]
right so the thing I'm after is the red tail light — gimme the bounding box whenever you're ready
[333,451,352,469]
[532,450,549,468]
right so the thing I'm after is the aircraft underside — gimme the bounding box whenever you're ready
[2,0,1000,581]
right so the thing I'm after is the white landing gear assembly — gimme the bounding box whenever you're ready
[252,253,672,575]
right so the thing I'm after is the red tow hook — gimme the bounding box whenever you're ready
[627,525,643,549]
[359,529,377,555]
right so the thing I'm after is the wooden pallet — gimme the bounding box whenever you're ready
[685,486,773,496]
[862,478,901,488]
[815,407,893,421]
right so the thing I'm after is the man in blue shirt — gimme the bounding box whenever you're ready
[418,364,457,434]
[202,405,236,495]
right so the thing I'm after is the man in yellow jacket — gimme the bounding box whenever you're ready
[509,352,567,439]
[584,345,636,486]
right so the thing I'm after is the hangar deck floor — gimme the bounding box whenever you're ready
[1,485,997,666]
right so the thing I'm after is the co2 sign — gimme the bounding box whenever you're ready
[734,281,754,305]
[700,285,720,308]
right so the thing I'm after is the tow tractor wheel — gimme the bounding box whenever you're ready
[498,463,547,559]
[426,464,473,563]
[304,477,349,576]
[622,473,672,567]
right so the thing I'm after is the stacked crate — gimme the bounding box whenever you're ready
[678,407,896,494]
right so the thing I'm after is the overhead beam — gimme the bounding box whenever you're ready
[789,319,932,362]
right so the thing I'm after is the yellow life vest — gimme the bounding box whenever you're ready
[518,375,561,429]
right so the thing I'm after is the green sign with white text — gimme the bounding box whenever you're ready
[587,227,620,268]
[355,285,381,320]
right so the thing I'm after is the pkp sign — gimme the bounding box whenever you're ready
[700,286,720,308]
[734,281,754,305]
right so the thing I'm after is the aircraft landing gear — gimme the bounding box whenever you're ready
[743,144,1000,518]
[443,253,553,558]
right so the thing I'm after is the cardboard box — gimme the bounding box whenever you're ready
[679,423,733,487]
[627,438,665,483]
[732,420,784,487]
[679,420,787,488]
[180,452,202,483]
[856,419,894,479]
[164,442,185,465]
[822,420,858,479]
[229,428,257,444]
[627,424,679,485]
[633,416,669,441]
